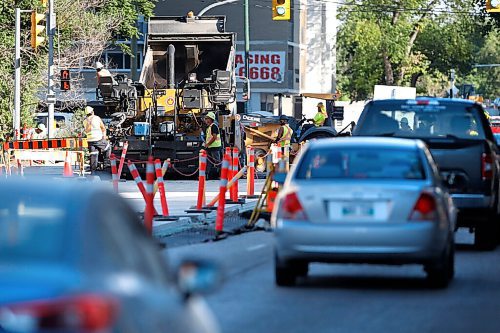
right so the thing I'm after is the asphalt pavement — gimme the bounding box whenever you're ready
[165,229,500,333]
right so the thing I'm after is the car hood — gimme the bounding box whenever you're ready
[0,263,82,305]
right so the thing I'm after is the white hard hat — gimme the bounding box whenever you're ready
[205,112,216,120]
[37,123,46,130]
[85,106,94,115]
[95,61,104,70]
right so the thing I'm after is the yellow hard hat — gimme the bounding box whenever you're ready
[205,112,216,120]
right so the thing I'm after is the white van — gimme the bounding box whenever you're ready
[34,112,75,137]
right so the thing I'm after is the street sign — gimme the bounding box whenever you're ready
[332,106,344,120]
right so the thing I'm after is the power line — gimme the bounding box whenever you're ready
[244,0,480,15]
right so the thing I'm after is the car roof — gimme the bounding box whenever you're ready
[0,178,110,220]
[307,137,422,150]
[369,97,479,106]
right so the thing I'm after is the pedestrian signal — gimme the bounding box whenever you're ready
[272,0,290,21]
[30,11,46,50]
[60,69,71,91]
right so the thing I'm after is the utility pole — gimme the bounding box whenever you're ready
[46,0,56,138]
[131,36,138,81]
[450,69,455,99]
[244,0,250,113]
[277,93,283,116]
[14,8,21,140]
[130,1,138,81]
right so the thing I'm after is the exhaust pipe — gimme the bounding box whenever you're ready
[168,44,175,89]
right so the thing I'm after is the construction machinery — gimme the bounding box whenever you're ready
[241,92,352,172]
[96,14,240,175]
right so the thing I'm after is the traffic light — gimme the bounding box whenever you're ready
[272,0,290,21]
[30,11,46,50]
[486,0,500,12]
[60,69,70,91]
[242,79,250,101]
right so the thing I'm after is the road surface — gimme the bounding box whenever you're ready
[166,230,500,333]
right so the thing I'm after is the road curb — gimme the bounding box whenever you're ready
[151,200,258,238]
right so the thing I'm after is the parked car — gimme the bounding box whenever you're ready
[272,137,456,288]
[353,98,500,250]
[0,179,221,333]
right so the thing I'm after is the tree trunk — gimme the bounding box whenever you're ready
[410,72,421,87]
[383,51,394,85]
[395,0,440,84]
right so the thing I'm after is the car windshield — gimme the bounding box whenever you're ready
[357,101,486,140]
[0,199,68,262]
[296,147,426,180]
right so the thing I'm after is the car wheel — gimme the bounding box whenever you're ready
[475,218,498,251]
[274,255,297,287]
[425,240,454,289]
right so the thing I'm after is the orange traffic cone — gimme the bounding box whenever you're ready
[63,151,73,177]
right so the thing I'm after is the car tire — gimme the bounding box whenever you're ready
[425,240,454,289]
[274,255,297,287]
[475,217,498,251]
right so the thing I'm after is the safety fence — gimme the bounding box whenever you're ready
[1,137,88,177]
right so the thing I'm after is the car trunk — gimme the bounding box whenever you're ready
[292,181,427,224]
[0,263,81,304]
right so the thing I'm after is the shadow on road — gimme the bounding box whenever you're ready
[297,275,442,291]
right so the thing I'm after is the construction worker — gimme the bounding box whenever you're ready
[33,123,47,139]
[83,106,110,173]
[95,61,116,85]
[203,111,222,180]
[313,102,328,127]
[275,115,293,157]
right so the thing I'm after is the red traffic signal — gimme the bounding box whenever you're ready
[60,69,70,91]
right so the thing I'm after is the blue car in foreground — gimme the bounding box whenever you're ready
[0,178,220,333]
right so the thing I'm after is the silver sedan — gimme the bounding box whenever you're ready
[272,137,457,288]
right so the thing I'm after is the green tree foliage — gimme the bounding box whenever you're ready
[337,0,499,100]
[0,0,156,140]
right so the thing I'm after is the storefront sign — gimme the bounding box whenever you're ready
[235,51,286,83]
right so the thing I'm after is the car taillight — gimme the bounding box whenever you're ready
[1,294,118,332]
[409,192,437,221]
[277,192,308,220]
[482,153,493,180]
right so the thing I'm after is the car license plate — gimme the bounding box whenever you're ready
[342,203,374,218]
[328,201,389,221]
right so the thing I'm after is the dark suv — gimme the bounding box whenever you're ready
[353,98,500,249]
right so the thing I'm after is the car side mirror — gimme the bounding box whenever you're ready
[176,259,222,298]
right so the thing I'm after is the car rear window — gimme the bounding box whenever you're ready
[296,147,426,180]
[0,199,67,262]
[357,101,486,140]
